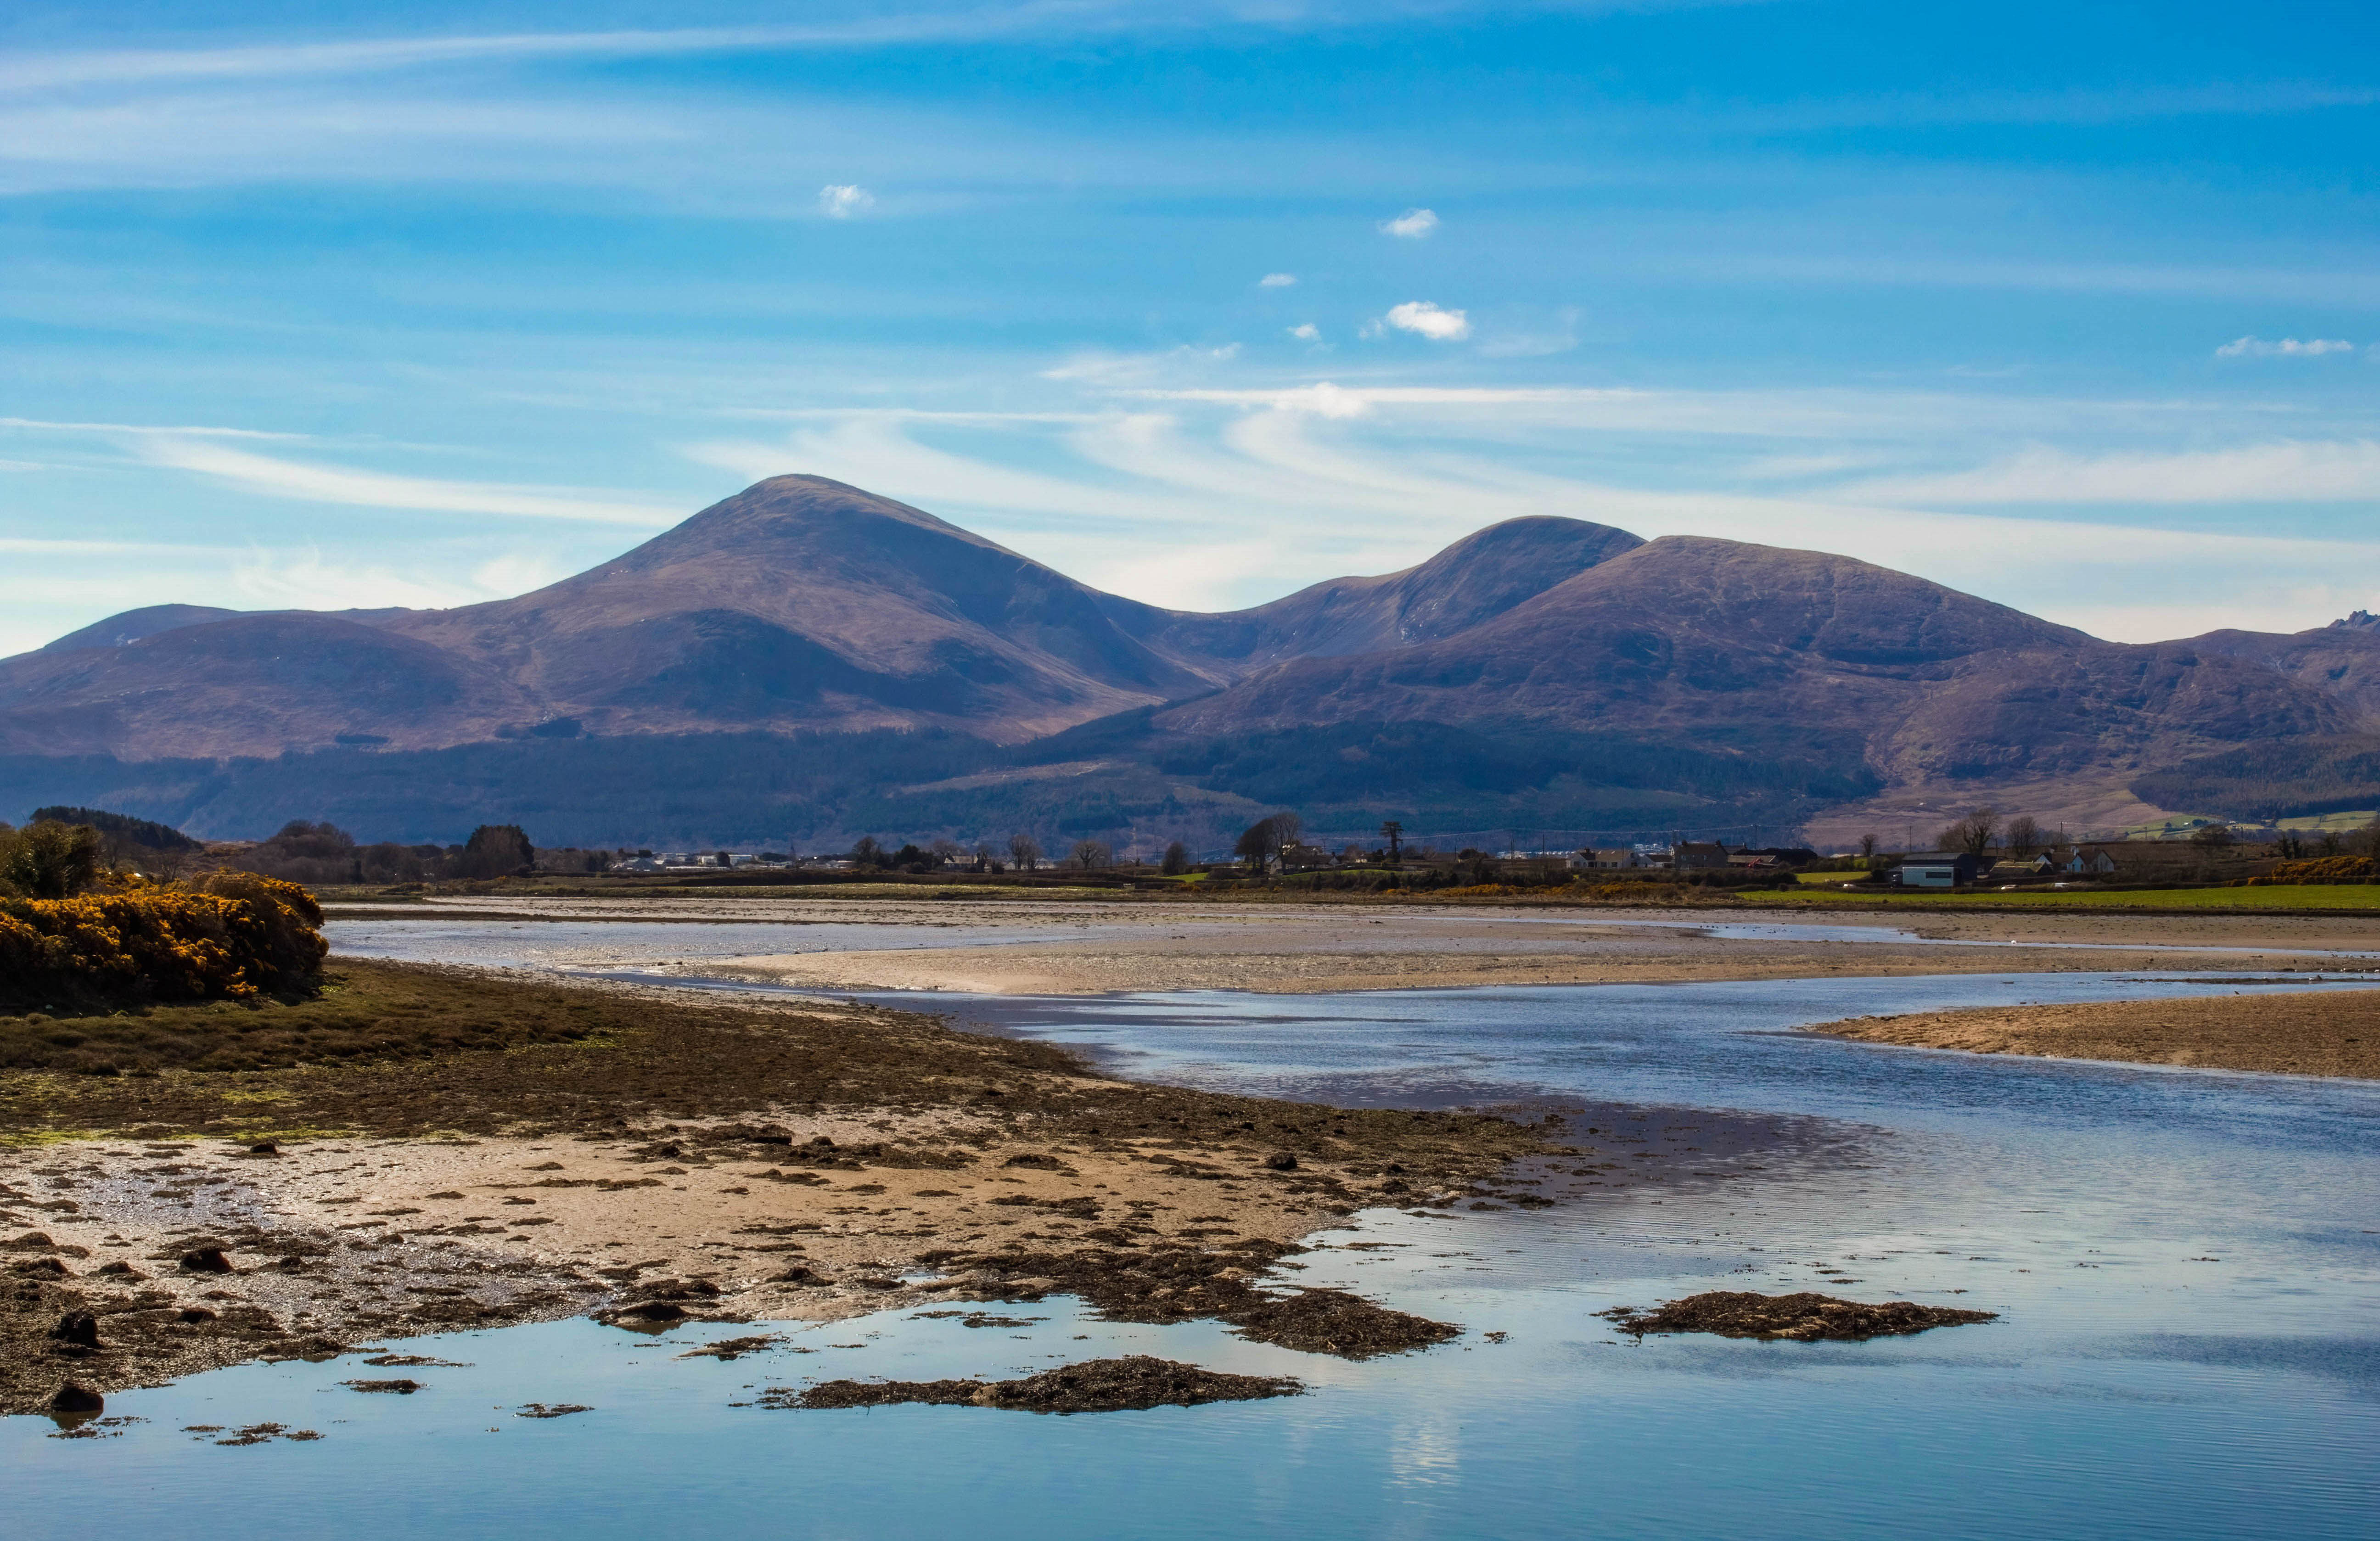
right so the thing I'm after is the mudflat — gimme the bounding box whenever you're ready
[329,893,2380,995]
[1808,988,2380,1079]
[0,960,1551,1416]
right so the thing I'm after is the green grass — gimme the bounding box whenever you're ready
[1729,884,2380,912]
[2274,809,2380,832]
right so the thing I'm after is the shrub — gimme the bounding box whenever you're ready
[0,872,327,1013]
[0,820,104,900]
[2248,857,2380,886]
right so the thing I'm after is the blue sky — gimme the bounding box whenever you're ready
[4,0,2378,656]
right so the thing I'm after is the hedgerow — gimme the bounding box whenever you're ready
[0,872,326,1014]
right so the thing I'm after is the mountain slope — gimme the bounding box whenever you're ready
[1156,535,2353,789]
[1112,515,1643,670]
[0,478,1645,760]
[4,475,2372,842]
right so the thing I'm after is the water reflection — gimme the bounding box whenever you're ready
[12,928,2373,1539]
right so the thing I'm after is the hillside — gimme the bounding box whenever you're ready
[2,474,2372,845]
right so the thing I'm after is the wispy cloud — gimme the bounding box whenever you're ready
[1038,343,1241,384]
[229,549,510,611]
[1837,440,2380,505]
[673,389,2380,636]
[0,415,303,439]
[818,183,876,218]
[0,13,1133,95]
[1380,207,1439,239]
[1259,272,1297,287]
[1288,322,1322,341]
[2215,335,2355,358]
[1381,300,1471,341]
[134,437,682,525]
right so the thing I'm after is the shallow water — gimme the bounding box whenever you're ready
[13,927,2376,1538]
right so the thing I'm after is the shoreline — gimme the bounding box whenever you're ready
[326,894,2380,997]
[1,960,1561,1418]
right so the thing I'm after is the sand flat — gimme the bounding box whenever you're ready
[1807,988,2380,1079]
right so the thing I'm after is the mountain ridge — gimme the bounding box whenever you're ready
[5,474,2373,843]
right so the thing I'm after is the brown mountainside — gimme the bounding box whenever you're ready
[2,474,2371,832]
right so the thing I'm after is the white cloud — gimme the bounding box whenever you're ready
[1038,342,1240,384]
[2214,335,2355,358]
[1288,322,1321,341]
[818,183,875,218]
[1382,300,1471,341]
[133,437,683,525]
[1259,272,1296,287]
[1272,383,1370,419]
[1380,207,1439,238]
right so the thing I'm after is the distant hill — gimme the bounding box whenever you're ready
[3,474,2373,846]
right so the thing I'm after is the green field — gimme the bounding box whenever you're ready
[1733,884,2380,913]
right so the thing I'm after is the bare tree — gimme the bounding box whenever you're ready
[1858,832,1877,863]
[2004,815,2041,857]
[1234,816,1282,873]
[973,841,998,871]
[1936,806,1999,857]
[2188,823,2234,849]
[1161,841,1190,876]
[928,837,965,867]
[1270,811,1303,850]
[1069,838,1111,871]
[1008,834,1042,872]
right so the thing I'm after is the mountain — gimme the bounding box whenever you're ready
[40,604,245,654]
[0,477,1640,761]
[3,474,2373,846]
[1156,535,2348,788]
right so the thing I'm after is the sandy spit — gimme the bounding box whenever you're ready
[1807,988,2380,1079]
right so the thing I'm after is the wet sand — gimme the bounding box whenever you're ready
[0,963,1553,1416]
[1807,989,2380,1079]
[474,897,2380,995]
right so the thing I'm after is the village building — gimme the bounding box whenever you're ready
[1894,851,1981,888]
[1569,847,1645,870]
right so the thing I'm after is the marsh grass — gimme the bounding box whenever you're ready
[0,960,613,1076]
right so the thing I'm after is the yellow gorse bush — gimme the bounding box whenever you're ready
[0,870,326,1010]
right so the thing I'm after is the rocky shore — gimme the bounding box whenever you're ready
[1,959,1552,1416]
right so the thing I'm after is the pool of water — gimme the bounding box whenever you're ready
[13,930,2376,1539]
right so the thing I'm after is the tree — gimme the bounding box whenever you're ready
[1936,807,1998,857]
[929,837,965,866]
[2188,823,2234,849]
[1161,841,1190,876]
[1270,811,1303,850]
[1379,820,1404,866]
[1009,835,1042,872]
[458,824,535,879]
[851,835,884,868]
[1069,839,1111,871]
[2004,815,2041,857]
[0,819,104,899]
[1235,816,1283,873]
[1858,832,1878,863]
